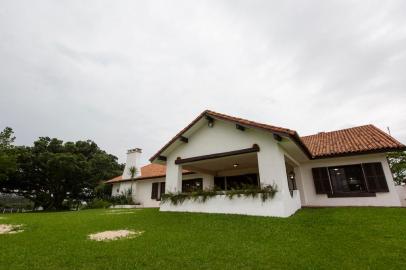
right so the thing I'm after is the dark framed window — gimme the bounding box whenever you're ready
[312,167,331,194]
[363,163,389,192]
[214,177,226,190]
[214,174,259,191]
[311,162,388,197]
[329,165,367,193]
[151,182,159,199]
[182,178,203,193]
[158,182,165,201]
[151,182,166,201]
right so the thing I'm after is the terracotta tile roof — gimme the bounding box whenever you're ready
[150,110,312,161]
[105,164,192,184]
[105,175,122,183]
[140,164,167,178]
[301,124,405,158]
[206,110,297,136]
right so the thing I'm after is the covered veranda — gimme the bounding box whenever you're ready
[161,144,302,217]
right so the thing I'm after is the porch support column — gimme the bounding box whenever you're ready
[257,140,292,204]
[203,175,214,190]
[165,158,183,193]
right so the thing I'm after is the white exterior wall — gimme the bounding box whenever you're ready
[135,178,164,208]
[298,154,401,207]
[162,120,301,217]
[160,190,301,217]
[395,185,406,207]
[112,181,135,197]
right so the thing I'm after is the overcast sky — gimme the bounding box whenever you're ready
[1,0,405,165]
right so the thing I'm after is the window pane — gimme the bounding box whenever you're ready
[214,177,226,190]
[226,174,258,190]
[328,165,366,193]
[362,163,389,192]
[182,178,203,192]
[312,167,332,194]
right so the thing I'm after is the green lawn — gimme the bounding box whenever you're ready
[1,208,406,270]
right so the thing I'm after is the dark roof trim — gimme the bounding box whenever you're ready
[175,144,260,165]
[149,111,208,162]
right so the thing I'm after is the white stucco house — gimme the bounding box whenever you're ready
[107,110,405,217]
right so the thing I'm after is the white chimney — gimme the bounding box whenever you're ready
[122,148,142,179]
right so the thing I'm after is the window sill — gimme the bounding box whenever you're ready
[327,192,376,198]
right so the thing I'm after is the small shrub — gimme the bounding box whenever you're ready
[110,194,134,205]
[161,184,278,205]
[86,198,112,209]
[161,192,188,206]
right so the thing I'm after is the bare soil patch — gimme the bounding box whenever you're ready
[0,224,24,234]
[88,229,144,241]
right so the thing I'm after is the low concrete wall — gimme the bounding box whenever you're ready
[160,190,301,218]
[395,186,406,207]
[110,205,138,209]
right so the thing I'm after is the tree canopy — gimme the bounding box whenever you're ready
[0,127,123,209]
[0,127,17,182]
[387,151,406,185]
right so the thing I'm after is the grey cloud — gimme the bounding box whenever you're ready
[0,0,405,165]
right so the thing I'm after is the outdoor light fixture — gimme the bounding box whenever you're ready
[289,171,297,191]
[206,116,214,128]
[233,163,239,168]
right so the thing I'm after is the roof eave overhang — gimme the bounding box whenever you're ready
[310,146,406,160]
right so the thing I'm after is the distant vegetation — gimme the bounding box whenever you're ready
[0,127,124,210]
[0,193,33,210]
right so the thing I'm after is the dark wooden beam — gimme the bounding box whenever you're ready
[157,155,167,161]
[175,145,260,165]
[179,136,188,143]
[236,124,245,131]
[205,115,214,121]
[182,165,217,176]
[273,134,282,141]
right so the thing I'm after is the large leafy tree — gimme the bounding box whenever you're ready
[388,151,406,185]
[0,130,123,210]
[0,127,17,182]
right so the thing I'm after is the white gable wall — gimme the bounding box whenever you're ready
[162,120,301,217]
